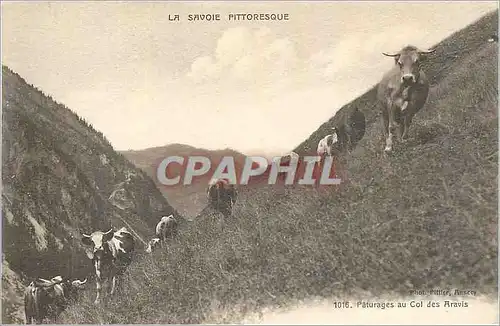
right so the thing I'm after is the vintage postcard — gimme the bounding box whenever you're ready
[1,1,498,324]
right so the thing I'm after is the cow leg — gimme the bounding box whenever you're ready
[402,115,413,140]
[344,133,352,154]
[110,275,117,295]
[26,315,35,324]
[381,110,389,138]
[94,275,102,305]
[381,108,391,152]
[395,121,403,140]
[344,123,354,153]
[385,103,401,153]
[94,282,101,304]
[384,125,394,153]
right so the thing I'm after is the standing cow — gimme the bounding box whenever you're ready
[207,178,238,218]
[81,227,135,304]
[24,275,87,324]
[317,132,339,158]
[377,45,435,153]
[145,214,178,253]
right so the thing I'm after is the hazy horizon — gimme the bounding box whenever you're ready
[2,1,497,155]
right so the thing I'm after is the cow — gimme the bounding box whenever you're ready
[330,107,366,154]
[81,227,135,304]
[317,132,339,159]
[272,152,300,185]
[24,275,87,324]
[377,45,435,153]
[145,238,161,254]
[145,214,178,253]
[207,178,238,218]
[276,151,299,165]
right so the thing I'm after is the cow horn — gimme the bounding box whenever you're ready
[73,278,87,285]
[382,52,400,57]
[417,48,436,54]
[81,233,93,246]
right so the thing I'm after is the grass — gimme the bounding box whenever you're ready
[58,11,498,324]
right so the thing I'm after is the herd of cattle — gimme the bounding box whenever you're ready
[23,179,239,324]
[22,44,457,323]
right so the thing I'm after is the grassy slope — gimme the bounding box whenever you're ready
[122,145,248,218]
[55,10,497,324]
[1,66,179,323]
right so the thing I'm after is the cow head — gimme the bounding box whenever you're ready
[145,238,161,253]
[330,128,339,145]
[383,45,435,85]
[216,179,228,189]
[81,229,115,260]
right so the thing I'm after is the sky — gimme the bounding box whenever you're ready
[2,1,497,154]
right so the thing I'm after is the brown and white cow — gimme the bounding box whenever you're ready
[377,45,435,153]
[24,275,87,324]
[81,227,135,304]
[145,214,178,253]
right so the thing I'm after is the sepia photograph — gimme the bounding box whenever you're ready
[1,1,499,324]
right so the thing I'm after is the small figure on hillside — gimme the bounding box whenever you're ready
[207,178,238,218]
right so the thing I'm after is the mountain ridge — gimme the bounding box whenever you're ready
[1,65,179,323]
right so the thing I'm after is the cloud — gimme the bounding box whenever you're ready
[186,27,300,89]
[304,22,448,100]
[187,56,220,83]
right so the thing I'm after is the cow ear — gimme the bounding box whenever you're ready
[81,234,92,246]
[102,229,114,242]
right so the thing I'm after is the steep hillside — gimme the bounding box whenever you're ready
[45,10,500,324]
[122,144,248,218]
[1,66,179,323]
[296,12,498,155]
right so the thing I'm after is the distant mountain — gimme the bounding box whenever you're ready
[1,66,178,323]
[121,144,249,218]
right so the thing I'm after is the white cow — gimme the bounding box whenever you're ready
[145,215,178,253]
[81,227,135,304]
[317,129,339,158]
